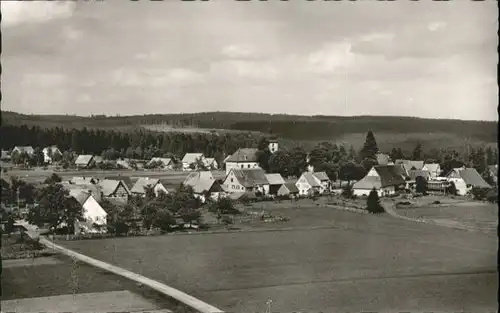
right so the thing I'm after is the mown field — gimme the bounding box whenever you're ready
[60,207,498,313]
[3,168,227,186]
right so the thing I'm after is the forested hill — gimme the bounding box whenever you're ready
[1,110,497,148]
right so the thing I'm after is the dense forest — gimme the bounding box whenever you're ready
[2,111,496,143]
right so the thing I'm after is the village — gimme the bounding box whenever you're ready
[1,132,497,238]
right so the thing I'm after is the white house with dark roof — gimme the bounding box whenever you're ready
[224,148,260,174]
[352,165,406,197]
[69,189,107,230]
[98,179,131,203]
[182,153,205,171]
[131,178,168,197]
[13,146,34,156]
[223,168,269,195]
[296,172,330,196]
[183,171,223,202]
[446,166,491,195]
[268,139,279,154]
[42,146,62,164]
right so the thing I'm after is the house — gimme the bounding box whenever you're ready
[104,176,133,189]
[265,173,286,195]
[131,178,168,197]
[69,189,107,233]
[222,168,269,195]
[182,153,205,171]
[93,156,104,164]
[352,165,406,197]
[277,182,300,198]
[183,171,224,202]
[98,179,131,203]
[42,146,62,164]
[147,157,174,170]
[312,172,331,192]
[295,172,331,196]
[422,163,441,178]
[116,159,133,169]
[268,139,279,154]
[376,153,392,166]
[12,146,34,156]
[446,167,491,195]
[395,160,425,175]
[409,169,431,182]
[224,148,260,174]
[204,158,219,170]
[74,155,95,169]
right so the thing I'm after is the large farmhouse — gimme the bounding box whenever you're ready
[224,148,260,174]
[352,165,405,197]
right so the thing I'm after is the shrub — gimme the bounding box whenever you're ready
[471,187,491,201]
[366,188,385,214]
[432,200,441,205]
[446,181,458,196]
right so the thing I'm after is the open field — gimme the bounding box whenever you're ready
[399,202,498,232]
[1,248,194,312]
[60,207,498,313]
[2,168,227,185]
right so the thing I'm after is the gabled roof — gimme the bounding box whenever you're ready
[282,182,299,193]
[75,155,94,165]
[395,159,424,171]
[104,175,133,188]
[131,177,162,194]
[63,183,102,203]
[354,165,405,189]
[301,172,321,187]
[99,179,131,197]
[204,157,216,165]
[93,156,104,163]
[423,163,440,173]
[69,189,91,206]
[393,164,409,178]
[225,148,259,163]
[265,173,285,185]
[458,168,491,188]
[183,171,218,193]
[312,172,329,181]
[116,159,132,169]
[231,168,268,187]
[43,146,60,153]
[182,153,204,164]
[13,146,34,154]
[409,170,430,181]
[1,150,11,159]
[148,157,172,166]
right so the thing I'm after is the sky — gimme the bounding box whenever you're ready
[1,0,498,121]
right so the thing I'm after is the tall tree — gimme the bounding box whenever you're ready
[359,131,379,160]
[269,150,291,177]
[412,143,423,161]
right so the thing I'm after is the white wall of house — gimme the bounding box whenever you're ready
[353,186,395,197]
[268,142,278,153]
[223,171,247,193]
[225,162,259,174]
[83,196,107,225]
[153,183,168,197]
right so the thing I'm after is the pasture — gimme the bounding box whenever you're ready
[3,168,227,185]
[60,207,498,313]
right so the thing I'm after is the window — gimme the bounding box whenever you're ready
[247,164,250,168]
[241,164,244,168]
[231,178,234,183]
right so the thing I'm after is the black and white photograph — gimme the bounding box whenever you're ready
[0,1,498,313]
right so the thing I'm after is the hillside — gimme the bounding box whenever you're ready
[1,111,496,152]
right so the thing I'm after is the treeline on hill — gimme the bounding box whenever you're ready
[2,111,496,143]
[0,124,263,162]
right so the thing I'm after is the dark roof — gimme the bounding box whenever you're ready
[374,165,406,187]
[312,172,329,181]
[225,148,259,163]
[393,164,409,178]
[283,182,299,193]
[231,168,268,187]
[459,168,491,188]
[105,176,133,189]
[354,165,406,189]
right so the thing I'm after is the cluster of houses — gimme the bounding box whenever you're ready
[1,146,62,164]
[352,153,494,197]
